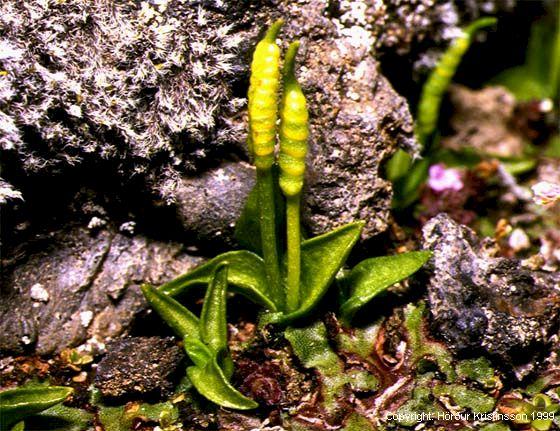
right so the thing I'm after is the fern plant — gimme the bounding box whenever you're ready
[141,264,257,410]
[158,20,429,326]
[142,20,431,410]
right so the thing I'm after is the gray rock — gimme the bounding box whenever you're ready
[266,1,417,239]
[422,214,560,379]
[1,0,424,243]
[0,227,203,355]
[94,336,185,401]
[174,161,255,248]
[377,0,514,73]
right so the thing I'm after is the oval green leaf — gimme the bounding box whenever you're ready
[0,386,73,430]
[140,284,200,339]
[187,358,258,410]
[340,251,432,322]
[159,251,276,311]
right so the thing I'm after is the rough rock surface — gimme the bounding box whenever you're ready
[174,160,255,248]
[0,0,521,243]
[274,2,416,239]
[94,337,185,401]
[441,85,525,158]
[423,213,560,379]
[0,0,423,244]
[0,227,202,355]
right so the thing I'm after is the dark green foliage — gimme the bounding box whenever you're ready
[24,404,93,431]
[0,386,73,431]
[339,251,431,322]
[491,4,559,102]
[142,265,256,410]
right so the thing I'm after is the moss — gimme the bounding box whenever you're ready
[433,383,495,413]
[286,321,379,417]
[479,424,511,431]
[456,357,498,388]
[395,385,444,427]
[347,369,379,392]
[24,404,93,431]
[404,303,456,381]
[336,321,381,358]
[342,413,376,431]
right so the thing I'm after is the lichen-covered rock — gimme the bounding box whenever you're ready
[0,1,245,197]
[94,336,184,401]
[0,227,202,355]
[0,0,423,243]
[423,213,560,379]
[376,0,515,73]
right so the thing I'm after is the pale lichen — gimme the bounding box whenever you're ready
[0,0,244,202]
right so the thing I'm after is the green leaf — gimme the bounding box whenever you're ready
[187,357,258,410]
[183,337,213,368]
[10,423,24,431]
[491,67,549,101]
[501,158,537,176]
[385,149,412,182]
[264,222,364,324]
[140,284,200,339]
[0,387,73,430]
[159,251,276,311]
[200,264,229,353]
[184,337,234,381]
[433,147,481,168]
[340,251,431,322]
[25,404,94,431]
[234,185,262,254]
[544,134,560,158]
[392,158,430,210]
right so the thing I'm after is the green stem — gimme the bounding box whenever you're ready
[285,194,301,312]
[257,168,283,309]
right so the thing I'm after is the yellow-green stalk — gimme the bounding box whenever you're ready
[279,41,309,312]
[247,20,284,307]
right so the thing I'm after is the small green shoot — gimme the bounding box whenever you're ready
[389,17,497,209]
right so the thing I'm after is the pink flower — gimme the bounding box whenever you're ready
[531,181,560,206]
[428,164,464,192]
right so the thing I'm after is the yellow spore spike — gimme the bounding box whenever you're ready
[416,17,497,145]
[248,20,284,170]
[279,41,309,197]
